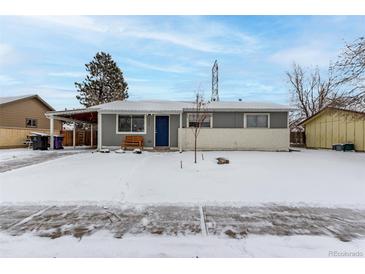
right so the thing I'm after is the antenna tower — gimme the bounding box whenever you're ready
[211,60,219,101]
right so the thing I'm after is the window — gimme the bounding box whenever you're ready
[25,118,37,128]
[187,113,212,128]
[117,115,145,134]
[245,114,269,128]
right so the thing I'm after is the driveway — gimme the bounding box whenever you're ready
[0,148,91,173]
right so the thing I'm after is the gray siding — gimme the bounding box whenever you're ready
[101,111,288,147]
[212,112,243,128]
[269,112,288,128]
[101,114,154,147]
[184,111,288,129]
[170,114,179,147]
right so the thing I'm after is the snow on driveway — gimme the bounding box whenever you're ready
[1,149,365,206]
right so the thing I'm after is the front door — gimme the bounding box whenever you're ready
[155,116,169,146]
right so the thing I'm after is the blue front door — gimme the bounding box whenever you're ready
[155,116,169,146]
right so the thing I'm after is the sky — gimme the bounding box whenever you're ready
[0,16,365,110]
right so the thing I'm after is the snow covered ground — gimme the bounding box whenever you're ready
[1,148,364,258]
[1,149,365,206]
[0,231,364,258]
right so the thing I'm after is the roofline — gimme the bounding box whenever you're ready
[46,108,98,117]
[0,94,55,111]
[97,107,292,113]
[46,104,293,116]
[299,106,365,126]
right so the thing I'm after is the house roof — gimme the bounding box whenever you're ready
[0,94,55,111]
[299,106,365,126]
[88,100,193,113]
[88,100,292,113]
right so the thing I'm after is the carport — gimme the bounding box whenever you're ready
[45,109,98,149]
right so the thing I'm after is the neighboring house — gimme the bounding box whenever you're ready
[0,94,61,148]
[47,100,291,151]
[299,107,365,151]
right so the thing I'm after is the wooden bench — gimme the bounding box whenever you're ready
[122,136,144,150]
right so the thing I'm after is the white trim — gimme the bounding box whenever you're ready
[154,114,170,147]
[243,113,270,128]
[115,114,147,135]
[186,113,213,128]
[97,112,102,150]
[49,115,54,150]
[179,112,183,152]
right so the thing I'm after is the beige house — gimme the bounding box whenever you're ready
[300,107,365,152]
[0,94,61,148]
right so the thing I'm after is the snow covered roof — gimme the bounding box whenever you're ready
[0,94,55,110]
[89,100,193,113]
[89,100,291,113]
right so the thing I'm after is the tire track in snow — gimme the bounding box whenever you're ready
[8,206,54,229]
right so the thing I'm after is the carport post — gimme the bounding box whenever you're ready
[179,112,183,152]
[73,122,76,149]
[50,115,54,150]
[90,124,93,147]
[97,112,102,150]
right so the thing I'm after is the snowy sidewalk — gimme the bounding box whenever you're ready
[1,204,365,257]
[1,205,365,241]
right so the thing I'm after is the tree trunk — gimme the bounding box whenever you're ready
[194,133,197,164]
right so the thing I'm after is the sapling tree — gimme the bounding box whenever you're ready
[190,92,209,164]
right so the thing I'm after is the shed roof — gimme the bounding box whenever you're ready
[299,106,365,126]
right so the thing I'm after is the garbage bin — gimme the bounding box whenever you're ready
[54,136,64,149]
[31,135,49,150]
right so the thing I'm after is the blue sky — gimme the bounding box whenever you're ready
[0,16,364,110]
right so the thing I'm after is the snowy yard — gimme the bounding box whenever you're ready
[1,149,365,206]
[1,148,365,257]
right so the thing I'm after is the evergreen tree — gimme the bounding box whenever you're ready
[75,52,128,107]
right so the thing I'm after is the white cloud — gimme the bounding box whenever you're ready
[0,74,21,86]
[0,43,19,67]
[23,16,259,54]
[29,16,108,32]
[48,71,85,78]
[269,45,334,68]
[125,58,189,73]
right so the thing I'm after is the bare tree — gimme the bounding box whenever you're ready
[332,37,365,111]
[288,38,365,130]
[287,63,336,130]
[190,92,209,164]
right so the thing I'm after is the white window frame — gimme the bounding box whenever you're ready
[116,114,147,134]
[186,113,213,128]
[244,113,270,129]
[25,118,38,128]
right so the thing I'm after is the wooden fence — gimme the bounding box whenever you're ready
[290,131,305,146]
[61,129,97,147]
[0,127,61,148]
